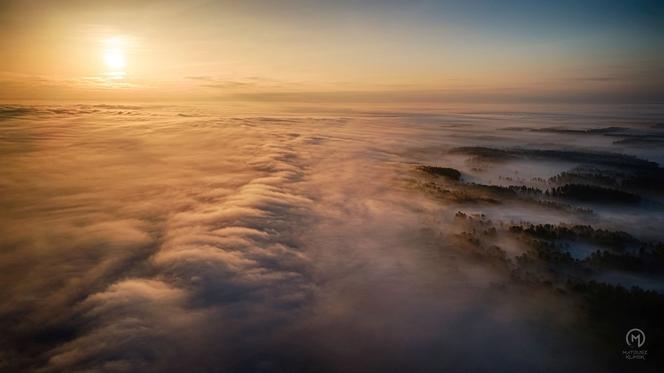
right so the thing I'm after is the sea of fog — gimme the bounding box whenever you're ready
[1,103,663,372]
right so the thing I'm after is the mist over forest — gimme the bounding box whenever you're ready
[1,103,662,372]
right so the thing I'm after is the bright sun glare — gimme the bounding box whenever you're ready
[103,37,126,72]
[104,49,125,70]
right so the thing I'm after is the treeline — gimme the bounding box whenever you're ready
[416,166,461,180]
[509,223,636,250]
[450,146,658,169]
[547,184,640,204]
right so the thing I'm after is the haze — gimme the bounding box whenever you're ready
[1,0,662,102]
[1,1,663,372]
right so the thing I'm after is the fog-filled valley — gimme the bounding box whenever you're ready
[1,103,663,372]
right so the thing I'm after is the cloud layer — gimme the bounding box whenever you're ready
[1,103,662,372]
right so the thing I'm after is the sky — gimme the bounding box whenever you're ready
[0,0,663,102]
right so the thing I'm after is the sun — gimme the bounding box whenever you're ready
[104,49,126,70]
[103,37,126,72]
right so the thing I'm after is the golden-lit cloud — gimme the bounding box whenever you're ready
[1,2,663,372]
